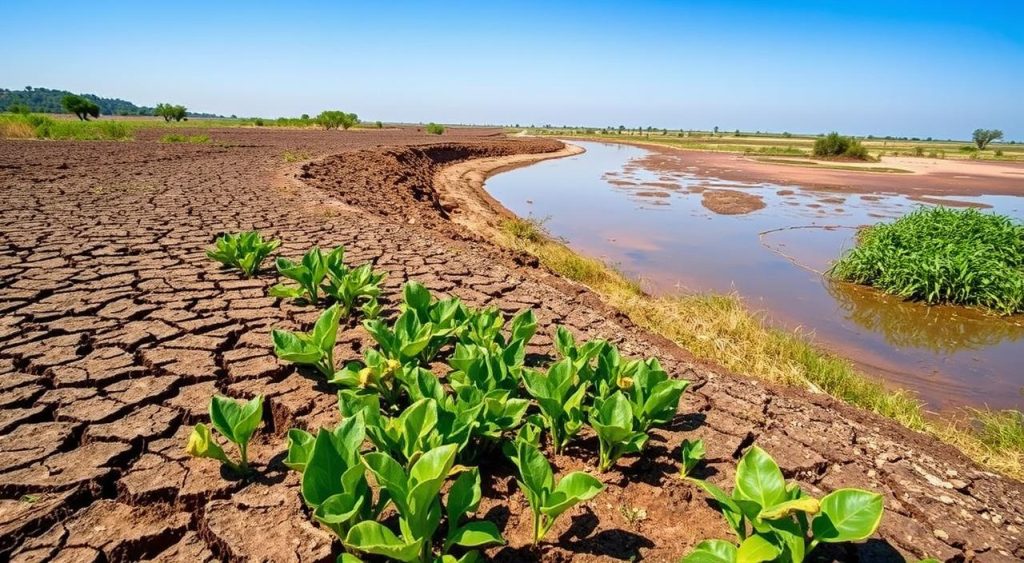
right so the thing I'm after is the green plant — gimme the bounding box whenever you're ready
[61,94,99,120]
[812,132,868,160]
[830,207,1024,314]
[155,102,187,122]
[270,246,341,305]
[186,394,264,474]
[510,441,605,544]
[360,297,383,320]
[205,231,281,277]
[589,391,648,471]
[399,281,471,359]
[683,446,884,562]
[425,122,445,135]
[332,348,404,404]
[521,358,588,454]
[324,259,386,317]
[317,110,359,130]
[679,438,705,477]
[271,304,341,378]
[348,396,476,467]
[591,346,689,431]
[553,325,607,373]
[973,128,1003,150]
[290,417,375,541]
[346,444,503,562]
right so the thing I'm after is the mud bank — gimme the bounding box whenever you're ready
[0,130,1021,562]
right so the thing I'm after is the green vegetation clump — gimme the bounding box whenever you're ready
[155,103,187,122]
[316,110,359,130]
[973,128,1003,150]
[830,207,1024,314]
[812,131,868,160]
[161,133,209,144]
[425,122,445,135]
[0,114,134,140]
[61,94,100,120]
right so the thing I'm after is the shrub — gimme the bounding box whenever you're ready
[830,207,1024,314]
[425,122,445,135]
[812,132,868,160]
[205,230,280,277]
[973,128,1003,150]
[61,94,99,120]
[155,103,187,122]
[316,110,359,130]
[6,102,30,114]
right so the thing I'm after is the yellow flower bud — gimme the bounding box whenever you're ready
[358,367,374,387]
[617,375,634,390]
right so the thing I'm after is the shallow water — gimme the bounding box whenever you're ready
[485,140,1024,410]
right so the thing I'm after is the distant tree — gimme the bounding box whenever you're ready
[155,103,187,122]
[374,120,383,129]
[61,94,100,120]
[425,122,445,135]
[734,129,740,136]
[973,128,1004,150]
[713,126,719,135]
[300,113,310,120]
[6,102,30,114]
[813,131,868,160]
[316,110,359,130]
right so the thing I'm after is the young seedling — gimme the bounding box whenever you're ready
[331,348,404,404]
[521,359,588,454]
[588,391,648,472]
[683,445,884,562]
[360,297,382,320]
[363,310,437,365]
[399,281,470,360]
[679,438,705,478]
[553,325,607,373]
[346,444,504,562]
[206,231,281,277]
[323,256,386,317]
[592,346,689,432]
[269,246,341,305]
[510,442,604,544]
[271,304,341,379]
[186,394,264,474]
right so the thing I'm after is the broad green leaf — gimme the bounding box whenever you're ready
[314,492,365,531]
[209,394,263,446]
[681,539,738,563]
[403,281,431,313]
[271,329,322,364]
[344,521,422,563]
[448,520,505,548]
[734,446,787,512]
[514,443,553,498]
[690,479,745,539]
[363,452,410,513]
[302,429,347,507]
[284,428,315,472]
[680,438,705,478]
[446,467,481,524]
[337,554,364,563]
[313,304,342,350]
[736,534,780,563]
[811,488,884,543]
[542,471,604,520]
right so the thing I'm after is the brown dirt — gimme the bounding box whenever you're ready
[0,128,1022,562]
[700,189,767,215]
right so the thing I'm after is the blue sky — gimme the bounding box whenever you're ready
[2,1,1022,139]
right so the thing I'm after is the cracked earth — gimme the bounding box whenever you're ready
[0,128,1021,562]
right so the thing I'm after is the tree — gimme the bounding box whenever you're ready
[973,129,1004,150]
[61,94,99,120]
[315,110,358,130]
[6,102,30,114]
[713,126,719,135]
[155,103,187,122]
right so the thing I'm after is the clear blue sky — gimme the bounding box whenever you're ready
[2,1,1022,140]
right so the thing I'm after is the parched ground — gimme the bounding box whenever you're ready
[0,128,1022,562]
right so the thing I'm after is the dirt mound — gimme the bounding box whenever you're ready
[0,129,1021,562]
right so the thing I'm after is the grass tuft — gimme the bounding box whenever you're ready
[498,214,1023,479]
[830,207,1024,314]
[160,134,210,144]
[0,114,134,140]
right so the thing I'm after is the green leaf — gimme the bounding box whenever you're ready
[209,394,263,446]
[514,442,553,498]
[542,471,604,520]
[302,429,347,507]
[736,534,780,563]
[680,438,705,477]
[403,281,431,313]
[336,554,364,563]
[734,446,787,512]
[758,497,820,520]
[313,304,342,351]
[446,467,481,523]
[284,428,315,472]
[271,329,322,364]
[812,488,884,543]
[448,520,505,548]
[681,539,738,563]
[344,520,423,563]
[690,478,745,539]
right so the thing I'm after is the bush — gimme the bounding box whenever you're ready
[316,110,358,130]
[61,94,100,120]
[155,103,187,122]
[426,122,445,135]
[812,132,868,160]
[830,207,1024,314]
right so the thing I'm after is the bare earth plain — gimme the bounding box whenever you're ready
[0,128,1022,562]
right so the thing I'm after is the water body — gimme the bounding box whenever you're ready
[485,140,1024,410]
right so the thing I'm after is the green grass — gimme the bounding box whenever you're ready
[1,113,135,140]
[497,214,1023,479]
[752,157,912,173]
[830,208,1024,315]
[160,133,210,144]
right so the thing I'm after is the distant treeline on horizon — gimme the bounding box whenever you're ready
[0,86,223,119]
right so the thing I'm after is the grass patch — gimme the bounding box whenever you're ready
[830,208,1024,315]
[752,157,911,174]
[282,150,311,163]
[497,214,1023,479]
[0,113,134,140]
[160,134,210,144]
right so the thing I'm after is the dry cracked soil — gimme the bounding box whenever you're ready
[0,127,1022,562]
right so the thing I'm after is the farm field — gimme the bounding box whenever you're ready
[1,127,1022,562]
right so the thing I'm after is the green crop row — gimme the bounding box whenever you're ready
[190,231,893,562]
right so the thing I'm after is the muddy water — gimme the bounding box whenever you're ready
[485,140,1024,410]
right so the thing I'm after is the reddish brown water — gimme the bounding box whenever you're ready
[486,140,1024,410]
